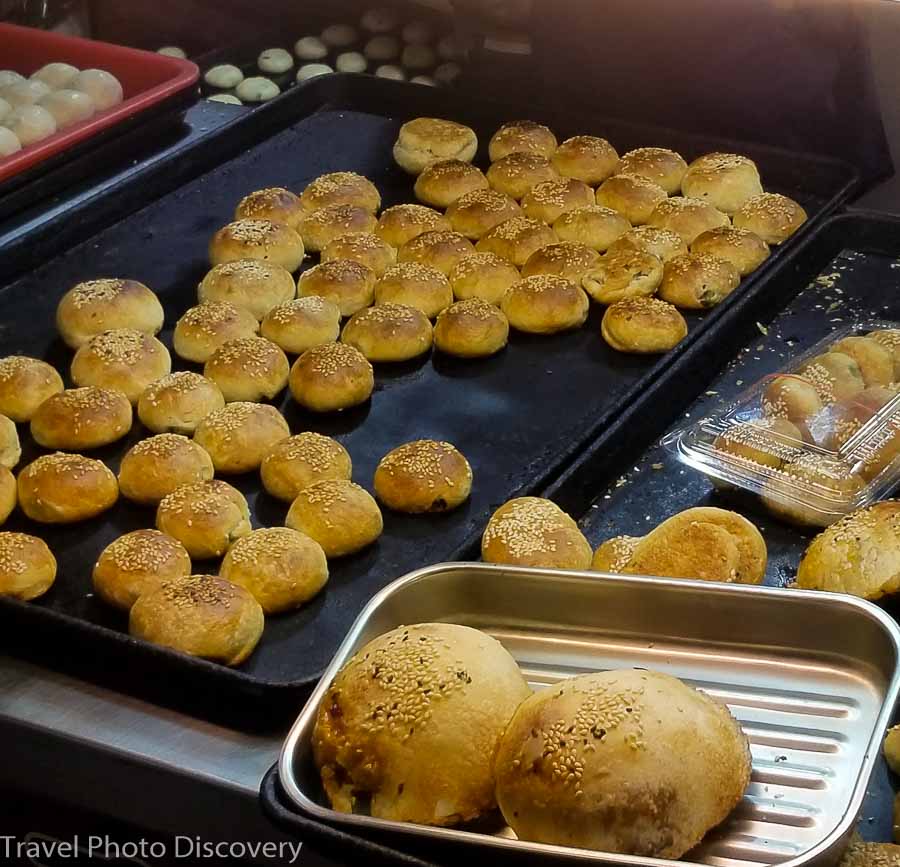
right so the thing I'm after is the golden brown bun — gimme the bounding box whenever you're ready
[489,120,557,161]
[299,204,377,254]
[203,336,290,402]
[0,356,64,422]
[261,432,352,502]
[397,230,475,276]
[839,841,900,867]
[156,479,251,559]
[285,479,383,557]
[220,526,328,614]
[659,252,741,310]
[414,159,489,209]
[298,259,376,317]
[129,574,264,666]
[733,193,807,244]
[261,296,342,355]
[31,386,132,450]
[209,219,305,272]
[681,152,763,214]
[194,401,289,474]
[235,186,304,228]
[92,529,191,610]
[486,153,559,201]
[289,343,374,412]
[445,189,523,241]
[648,197,730,245]
[521,241,600,283]
[595,173,667,225]
[763,375,824,424]
[376,204,450,249]
[761,454,864,526]
[173,301,260,364]
[481,496,592,568]
[885,727,900,775]
[119,433,214,505]
[551,135,619,185]
[393,117,478,175]
[300,171,381,214]
[601,296,688,353]
[449,252,520,305]
[608,225,687,263]
[818,386,897,452]
[0,532,56,600]
[691,226,770,275]
[713,418,803,469]
[591,535,640,572]
[502,274,588,334]
[314,622,530,824]
[521,178,594,225]
[0,414,20,469]
[494,669,750,857]
[475,216,558,267]
[138,372,225,435]
[56,278,164,349]
[374,439,472,513]
[831,336,894,387]
[71,328,171,404]
[0,467,15,526]
[342,303,434,361]
[869,330,900,380]
[582,248,663,305]
[799,352,865,403]
[374,263,453,319]
[18,452,118,523]
[198,259,296,321]
[552,205,630,252]
[618,147,688,195]
[321,232,397,278]
[433,298,509,358]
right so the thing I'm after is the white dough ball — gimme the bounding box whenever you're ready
[157,46,187,59]
[403,20,435,44]
[297,63,334,82]
[410,75,436,87]
[205,64,244,89]
[294,36,328,60]
[322,24,358,47]
[361,7,398,32]
[207,94,243,105]
[235,76,280,102]
[0,97,11,124]
[31,62,80,90]
[0,127,21,157]
[0,71,25,89]
[5,105,57,145]
[375,64,405,80]
[0,80,51,108]
[335,52,367,73]
[39,89,95,128]
[401,44,436,70]
[258,48,294,74]
[73,69,123,112]
[364,35,400,61]
[434,61,461,84]
[437,34,469,60]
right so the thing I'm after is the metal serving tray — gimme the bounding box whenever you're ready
[273,562,900,867]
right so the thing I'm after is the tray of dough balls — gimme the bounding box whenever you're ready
[0,23,199,190]
[265,561,900,867]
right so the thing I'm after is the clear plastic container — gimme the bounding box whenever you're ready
[672,320,900,526]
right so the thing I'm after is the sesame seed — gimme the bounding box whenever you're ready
[223,219,284,245]
[160,574,236,608]
[98,529,183,574]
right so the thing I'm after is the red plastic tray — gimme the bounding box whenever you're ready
[0,23,199,184]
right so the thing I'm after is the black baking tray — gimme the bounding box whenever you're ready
[0,75,858,722]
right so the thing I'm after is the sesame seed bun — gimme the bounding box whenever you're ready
[582,248,664,305]
[762,454,864,526]
[0,356,64,422]
[374,439,472,513]
[300,171,381,215]
[203,336,290,402]
[321,233,397,278]
[681,152,763,215]
[376,204,450,249]
[601,296,687,354]
[261,432,352,502]
[30,386,132,450]
[658,252,740,310]
[235,186,305,228]
[552,206,630,253]
[393,117,478,175]
[445,189,522,241]
[733,193,807,245]
[18,452,118,523]
[486,153,559,202]
[299,204,377,254]
[297,259,376,317]
[869,330,900,380]
[475,216,558,268]
[618,147,688,195]
[414,159,489,209]
[0,414,20,469]
[595,173,668,226]
[521,241,600,283]
[209,219,305,272]
[713,418,804,470]
[119,434,214,505]
[193,402,289,474]
[799,352,865,403]
[762,375,823,424]
[488,120,557,162]
[0,467,15,526]
[647,197,730,246]
[433,298,509,358]
[198,260,296,322]
[374,263,453,319]
[173,301,260,364]
[137,372,225,435]
[502,275,588,334]
[397,230,475,277]
[342,303,433,362]
[608,226,687,263]
[691,226,769,276]
[261,296,342,356]
[448,252,520,305]
[289,343,374,412]
[0,531,56,600]
[830,337,894,388]
[551,135,620,185]
[522,178,594,225]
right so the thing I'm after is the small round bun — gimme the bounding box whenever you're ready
[129,574,264,666]
[335,52,367,73]
[194,402,289,474]
[289,343,374,412]
[487,153,559,201]
[445,189,522,240]
[322,23,358,46]
[57,278,164,349]
[434,298,509,358]
[733,193,807,244]
[119,433,214,505]
[173,301,260,363]
[92,529,191,611]
[601,296,688,353]
[297,63,333,81]
[0,532,56,601]
[648,197,730,246]
[552,206,630,252]
[138,372,225,435]
[692,226,770,276]
[38,89,94,127]
[261,432,352,502]
[0,356,63,422]
[199,259,296,321]
[204,63,243,88]
[376,204,450,249]
[298,259,376,317]
[831,336,894,387]
[393,117,478,175]
[869,330,900,380]
[414,160,489,208]
[5,105,56,145]
[0,415,19,469]
[71,328,171,404]
[18,453,118,523]
[261,296,342,354]
[763,375,824,424]
[482,496,592,568]
[581,248,663,304]
[2,79,51,107]
[0,127,21,156]
[235,76,280,103]
[365,35,400,61]
[295,36,328,59]
[156,480,251,558]
[799,352,865,403]
[72,69,123,111]
[31,386,132,450]
[551,135,620,185]
[374,263,453,318]
[374,440,472,512]
[285,479,383,557]
[209,219,305,272]
[221,527,328,614]
[608,225,687,263]
[449,252,520,304]
[618,147,688,194]
[342,303,433,361]
[714,418,803,468]
[321,233,396,277]
[258,48,294,74]
[158,46,187,58]
[761,454,863,526]
[203,336,289,402]
[489,120,557,161]
[32,62,80,89]
[521,178,595,225]
[397,230,475,276]
[659,252,741,309]
[235,187,304,228]
[522,241,600,282]
[299,204,377,254]
[501,275,588,334]
[300,171,381,215]
[0,467,15,526]
[595,173,668,225]
[475,216,558,267]
[682,152,763,214]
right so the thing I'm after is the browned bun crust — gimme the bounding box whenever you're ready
[618,147,688,194]
[733,193,807,244]
[299,204,377,254]
[521,178,595,225]
[501,275,589,334]
[397,230,475,276]
[601,296,688,353]
[18,452,118,523]
[374,263,453,319]
[0,467,15,526]
[173,301,260,363]
[289,343,374,412]
[831,336,894,387]
[261,432,352,502]
[762,375,823,424]
[0,531,57,600]
[298,259,376,317]
[321,232,397,278]
[433,298,509,358]
[659,252,741,309]
[414,159,489,208]
[209,219,305,272]
[118,433,215,505]
[648,197,730,245]
[449,252,521,305]
[552,205,630,252]
[300,171,381,214]
[138,372,225,435]
[235,186,305,228]
[393,118,478,175]
[203,336,290,402]
[445,189,523,240]
[691,226,770,275]
[31,386,132,450]
[595,174,668,225]
[487,153,560,201]
[0,415,19,470]
[582,248,664,305]
[342,303,434,361]
[260,296,342,355]
[608,225,687,263]
[193,401,290,474]
[198,259,296,321]
[489,120,558,161]
[681,153,763,214]
[475,216,558,267]
[376,204,451,249]
[522,241,600,283]
[374,439,472,513]
[0,356,64,422]
[551,135,620,185]
[868,330,900,380]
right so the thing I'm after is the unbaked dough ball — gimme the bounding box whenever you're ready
[402,44,436,71]
[258,48,294,74]
[411,75,435,86]
[365,35,400,61]
[297,63,334,82]
[361,7,398,32]
[375,64,405,81]
[1,79,51,108]
[0,72,25,88]
[39,89,95,128]
[4,105,57,145]
[235,77,280,103]
[402,20,434,44]
[157,46,187,59]
[204,64,244,89]
[295,36,328,60]
[31,62,80,90]
[0,97,10,123]
[336,52,367,73]
[72,69,123,112]
[322,24,358,47]
[0,127,21,156]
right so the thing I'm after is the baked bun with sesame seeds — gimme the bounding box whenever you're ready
[374,263,453,319]
[838,841,900,867]
[691,226,769,275]
[376,204,451,249]
[261,296,342,355]
[476,216,558,268]
[446,189,523,241]
[289,343,375,412]
[712,418,804,470]
[449,253,519,305]
[203,336,290,402]
[198,260,296,321]
[595,174,668,226]
[762,375,824,425]
[138,372,225,435]
[502,275,588,334]
[648,197,730,246]
[298,260,376,318]
[321,233,397,278]
[601,296,688,354]
[299,204,378,254]
[374,439,472,513]
[434,298,509,358]
[489,120,557,161]
[681,153,763,214]
[342,304,434,362]
[582,248,664,306]
[486,153,559,202]
[300,171,381,215]
[0,467,15,526]
[869,330,900,380]
[0,356,64,422]
[0,415,20,469]
[414,159,489,208]
[18,453,118,523]
[156,480,251,559]
[618,147,688,195]
[92,529,191,610]
[658,253,740,310]
[286,479,383,557]
[608,226,687,264]
[481,496,592,568]
[551,135,620,185]
[494,669,751,856]
[0,532,56,600]
[521,178,594,225]
[397,231,475,277]
[761,454,864,526]
[235,186,305,228]
[71,328,171,404]
[522,242,600,283]
[313,622,530,825]
[220,526,328,614]
[173,301,259,364]
[56,278,164,349]
[798,352,865,403]
[31,386,132,450]
[552,206,630,253]
[194,402,289,474]
[261,432,352,502]
[591,535,641,572]
[129,574,264,666]
[209,219,305,272]
[831,336,894,388]
[118,434,214,505]
[392,118,478,175]
[733,193,807,244]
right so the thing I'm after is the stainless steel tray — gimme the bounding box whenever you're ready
[278,563,900,867]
